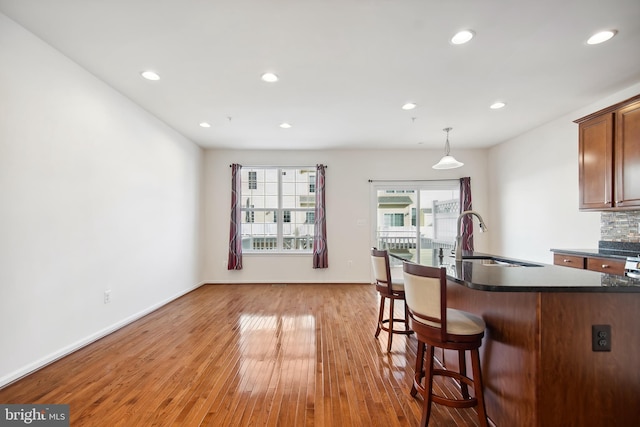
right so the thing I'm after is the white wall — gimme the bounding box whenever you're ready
[202,148,489,284]
[0,14,203,386]
[488,82,640,263]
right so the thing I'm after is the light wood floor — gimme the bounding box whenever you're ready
[0,284,481,426]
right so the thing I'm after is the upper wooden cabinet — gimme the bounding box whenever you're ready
[614,100,640,208]
[578,113,613,209]
[575,94,640,211]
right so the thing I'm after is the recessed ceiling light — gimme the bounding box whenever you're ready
[141,70,160,81]
[261,72,279,82]
[279,122,292,129]
[199,122,211,128]
[402,102,417,110]
[587,30,617,45]
[451,30,475,45]
[490,102,506,109]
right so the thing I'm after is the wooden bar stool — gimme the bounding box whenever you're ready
[370,248,413,352]
[402,261,489,427]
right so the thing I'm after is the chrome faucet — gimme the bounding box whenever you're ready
[454,210,488,261]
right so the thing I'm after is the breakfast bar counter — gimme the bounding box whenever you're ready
[399,251,640,427]
[436,251,640,292]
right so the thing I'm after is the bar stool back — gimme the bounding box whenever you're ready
[370,248,413,352]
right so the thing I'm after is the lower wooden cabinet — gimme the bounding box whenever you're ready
[585,256,626,275]
[553,252,626,276]
[553,254,585,269]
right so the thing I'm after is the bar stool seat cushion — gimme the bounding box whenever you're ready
[412,308,485,336]
[389,277,404,292]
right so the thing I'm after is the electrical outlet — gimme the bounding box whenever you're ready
[592,325,611,351]
[104,289,112,304]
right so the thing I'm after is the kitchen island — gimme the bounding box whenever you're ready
[403,252,640,427]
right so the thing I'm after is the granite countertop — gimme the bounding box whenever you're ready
[549,248,638,260]
[392,251,640,293]
[551,241,640,260]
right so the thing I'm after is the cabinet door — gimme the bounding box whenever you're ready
[579,113,613,209]
[614,101,640,208]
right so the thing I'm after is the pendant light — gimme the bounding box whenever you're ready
[432,127,464,169]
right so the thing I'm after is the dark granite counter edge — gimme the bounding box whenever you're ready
[550,248,636,260]
[448,276,640,293]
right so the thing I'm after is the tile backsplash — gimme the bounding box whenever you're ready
[601,211,640,242]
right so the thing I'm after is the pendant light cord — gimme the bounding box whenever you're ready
[443,127,452,155]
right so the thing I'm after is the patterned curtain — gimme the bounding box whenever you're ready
[312,164,328,268]
[459,177,474,251]
[228,163,243,270]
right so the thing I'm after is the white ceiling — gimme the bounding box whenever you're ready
[1,0,639,150]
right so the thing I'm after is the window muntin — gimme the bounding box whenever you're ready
[241,167,315,252]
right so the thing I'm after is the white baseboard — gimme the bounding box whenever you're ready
[203,280,371,284]
[0,282,205,389]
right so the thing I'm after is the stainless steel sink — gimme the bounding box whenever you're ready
[480,258,521,267]
[462,256,542,267]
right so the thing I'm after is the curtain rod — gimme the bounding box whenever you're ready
[230,164,327,168]
[368,178,458,182]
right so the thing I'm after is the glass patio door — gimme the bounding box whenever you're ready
[371,181,459,265]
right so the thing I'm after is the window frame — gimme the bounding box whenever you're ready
[241,166,316,254]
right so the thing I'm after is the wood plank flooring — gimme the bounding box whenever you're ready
[0,284,481,426]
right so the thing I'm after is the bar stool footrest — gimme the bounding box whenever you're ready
[379,318,414,335]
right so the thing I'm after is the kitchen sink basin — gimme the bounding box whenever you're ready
[462,256,543,267]
[480,258,522,267]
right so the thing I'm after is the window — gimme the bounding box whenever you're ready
[245,205,255,223]
[248,171,257,190]
[384,213,404,227]
[241,167,316,252]
[305,211,315,224]
[309,174,316,193]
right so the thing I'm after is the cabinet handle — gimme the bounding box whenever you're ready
[601,264,609,269]
[563,259,571,263]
